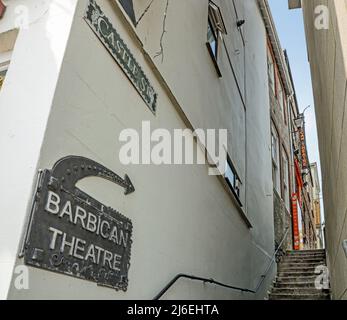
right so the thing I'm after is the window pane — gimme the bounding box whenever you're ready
[224,158,242,200]
[283,155,288,186]
[235,178,240,197]
[282,152,290,209]
[0,69,7,90]
[207,22,217,58]
[271,132,278,164]
[271,128,280,193]
[119,0,136,25]
[225,162,235,188]
[267,54,275,92]
[278,88,284,115]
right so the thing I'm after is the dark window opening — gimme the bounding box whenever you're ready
[207,19,218,59]
[0,68,7,91]
[206,1,227,77]
[225,157,242,202]
[119,0,136,25]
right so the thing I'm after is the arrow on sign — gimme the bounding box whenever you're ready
[49,156,135,195]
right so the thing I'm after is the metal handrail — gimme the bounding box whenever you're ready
[153,274,255,300]
[153,227,290,300]
[254,227,290,292]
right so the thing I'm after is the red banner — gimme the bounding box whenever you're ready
[292,193,300,250]
[299,128,309,169]
[294,158,303,207]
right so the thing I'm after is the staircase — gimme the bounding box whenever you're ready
[269,249,331,300]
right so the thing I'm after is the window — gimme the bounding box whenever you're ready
[207,20,218,59]
[119,0,136,25]
[208,1,227,35]
[267,52,275,93]
[278,85,284,115]
[225,157,242,201]
[271,126,280,193]
[206,1,227,76]
[0,68,7,91]
[282,151,290,210]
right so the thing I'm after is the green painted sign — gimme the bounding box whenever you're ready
[85,0,157,114]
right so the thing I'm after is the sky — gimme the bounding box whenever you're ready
[268,0,324,212]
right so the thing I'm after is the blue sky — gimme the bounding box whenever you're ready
[268,1,323,194]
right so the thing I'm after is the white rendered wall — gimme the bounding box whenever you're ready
[4,0,275,299]
[302,0,347,300]
[0,0,78,299]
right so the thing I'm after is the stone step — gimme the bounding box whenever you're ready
[282,257,326,264]
[287,249,325,254]
[274,281,317,288]
[287,250,325,254]
[271,287,330,295]
[285,254,326,260]
[276,275,317,283]
[270,250,330,300]
[278,266,319,273]
[277,270,318,277]
[286,251,325,257]
[269,293,330,300]
[278,263,324,270]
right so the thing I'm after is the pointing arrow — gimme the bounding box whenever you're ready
[121,174,135,195]
[50,156,135,195]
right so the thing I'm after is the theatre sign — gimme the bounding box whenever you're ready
[22,156,135,291]
[84,0,157,114]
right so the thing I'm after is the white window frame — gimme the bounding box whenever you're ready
[0,61,9,91]
[278,86,284,115]
[282,151,290,210]
[271,127,280,194]
[225,156,242,201]
[206,1,227,77]
[207,18,219,59]
[267,52,275,93]
[208,1,227,35]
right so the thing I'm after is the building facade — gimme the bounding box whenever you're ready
[263,5,294,252]
[311,162,323,249]
[0,0,282,299]
[295,0,347,299]
[290,101,317,250]
[262,1,318,253]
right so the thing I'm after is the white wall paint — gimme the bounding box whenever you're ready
[302,0,347,300]
[3,0,275,299]
[0,0,78,299]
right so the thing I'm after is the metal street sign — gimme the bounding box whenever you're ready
[299,127,309,169]
[84,0,157,114]
[22,156,134,291]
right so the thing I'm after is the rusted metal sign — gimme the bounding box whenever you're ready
[22,156,134,291]
[299,127,309,169]
[292,193,300,250]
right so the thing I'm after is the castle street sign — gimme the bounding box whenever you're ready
[84,0,157,114]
